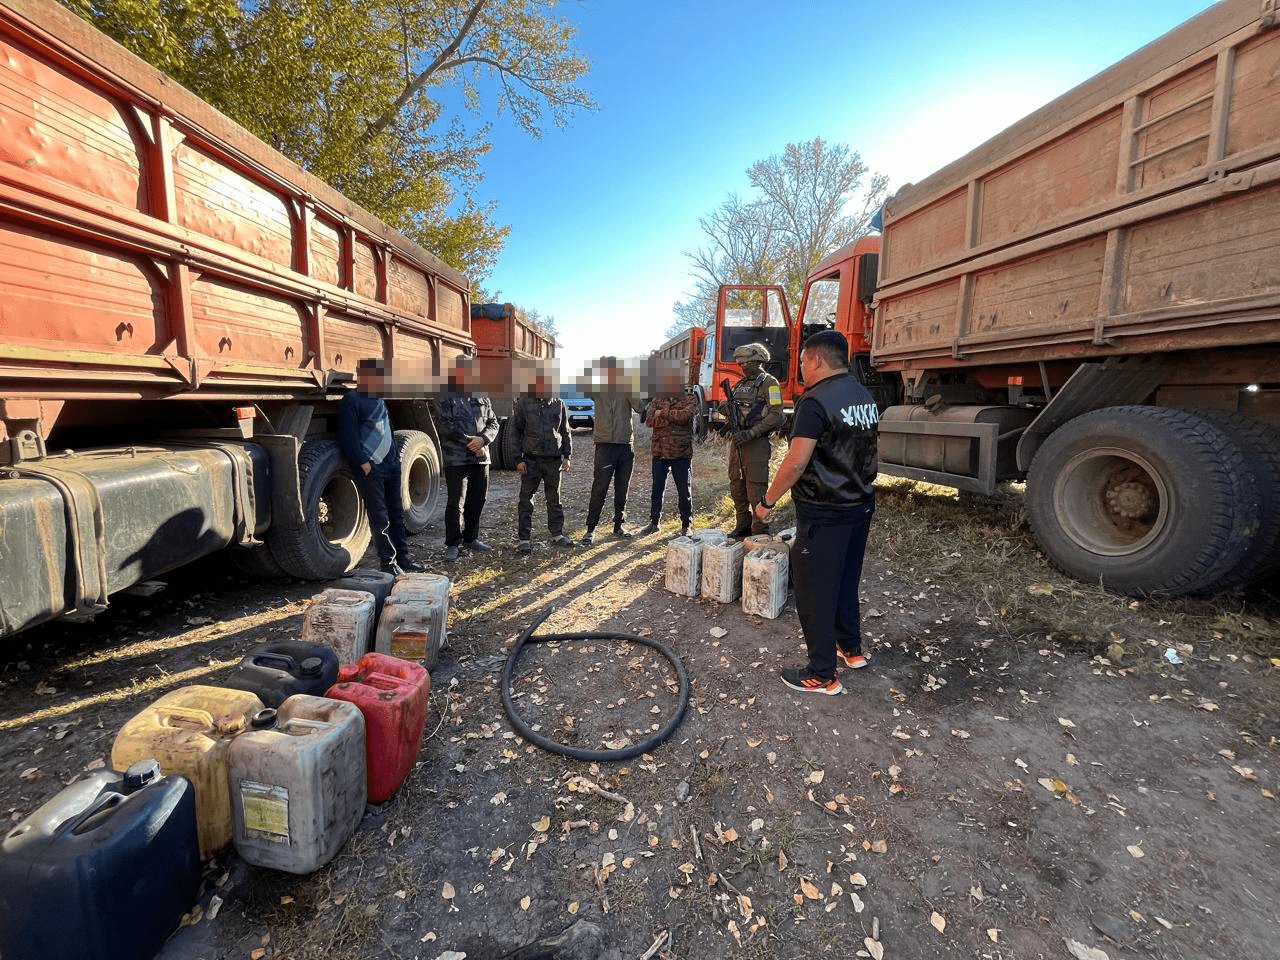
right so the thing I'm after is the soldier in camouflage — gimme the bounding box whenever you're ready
[722,342,786,537]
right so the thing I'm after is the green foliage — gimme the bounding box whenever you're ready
[61,0,595,284]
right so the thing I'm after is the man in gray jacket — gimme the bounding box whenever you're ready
[435,356,500,562]
[513,365,573,554]
[582,357,645,545]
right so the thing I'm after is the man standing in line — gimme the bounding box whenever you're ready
[581,357,646,545]
[513,364,574,555]
[723,342,786,537]
[753,331,879,696]
[339,358,426,575]
[435,355,499,562]
[639,362,698,537]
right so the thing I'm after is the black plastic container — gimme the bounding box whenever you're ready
[334,569,395,621]
[0,759,200,960]
[220,640,341,708]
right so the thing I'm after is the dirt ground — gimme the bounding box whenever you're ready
[2,425,1278,960]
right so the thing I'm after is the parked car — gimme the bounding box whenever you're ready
[561,391,595,430]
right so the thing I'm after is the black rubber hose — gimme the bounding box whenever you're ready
[501,608,691,761]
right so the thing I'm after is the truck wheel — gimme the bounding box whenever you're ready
[501,415,521,471]
[1026,405,1259,596]
[1193,411,1280,588]
[230,545,289,580]
[396,429,440,534]
[267,438,371,580]
[489,418,508,470]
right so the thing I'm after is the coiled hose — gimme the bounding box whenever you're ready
[501,608,691,761]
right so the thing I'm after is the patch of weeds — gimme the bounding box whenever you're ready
[691,760,730,795]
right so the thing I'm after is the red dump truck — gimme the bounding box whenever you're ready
[0,0,478,636]
[716,0,1280,596]
[469,302,557,470]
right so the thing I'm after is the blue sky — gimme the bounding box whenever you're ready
[466,0,1215,379]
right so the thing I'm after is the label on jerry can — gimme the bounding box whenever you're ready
[241,780,291,844]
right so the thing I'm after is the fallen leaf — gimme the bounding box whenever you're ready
[870,839,887,854]
[1027,583,1055,596]
[864,937,884,960]
[441,882,456,901]
[849,872,867,887]
[718,827,739,843]
[1196,701,1219,712]
[709,627,728,638]
[251,950,266,960]
[520,896,530,911]
[488,849,505,866]
[568,901,579,914]
[799,878,822,900]
[1232,765,1259,782]
[778,850,788,871]
[808,769,825,784]
[532,816,551,832]
[1155,916,1173,929]
[1058,717,1077,728]
[850,892,865,912]
[1126,845,1144,859]
[987,928,1000,942]
[930,911,946,933]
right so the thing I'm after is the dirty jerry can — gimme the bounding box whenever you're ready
[301,588,377,664]
[664,535,704,597]
[327,653,430,804]
[742,547,789,619]
[220,640,341,708]
[0,759,200,960]
[701,538,745,603]
[376,582,448,670]
[334,569,396,621]
[111,685,266,859]
[228,695,366,874]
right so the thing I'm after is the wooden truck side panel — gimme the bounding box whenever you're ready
[0,0,471,424]
[874,0,1280,374]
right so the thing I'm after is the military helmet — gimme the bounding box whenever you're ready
[733,342,770,363]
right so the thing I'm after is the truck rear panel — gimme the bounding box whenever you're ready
[0,0,470,423]
[874,0,1280,372]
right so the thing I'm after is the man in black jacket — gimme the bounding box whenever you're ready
[754,331,878,696]
[512,365,574,555]
[339,359,425,575]
[435,356,500,561]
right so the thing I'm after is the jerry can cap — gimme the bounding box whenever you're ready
[300,657,323,677]
[250,708,278,729]
[124,758,161,790]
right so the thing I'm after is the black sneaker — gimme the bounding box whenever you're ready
[639,522,660,535]
[518,540,532,555]
[780,666,843,696]
[399,559,426,573]
[680,523,691,538]
[465,539,493,552]
[381,562,404,576]
[580,529,595,546]
[443,545,460,562]
[613,525,633,539]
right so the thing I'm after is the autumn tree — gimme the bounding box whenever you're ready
[669,137,888,338]
[60,0,596,283]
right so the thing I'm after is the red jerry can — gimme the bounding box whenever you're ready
[327,653,430,804]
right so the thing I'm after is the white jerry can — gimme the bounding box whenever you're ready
[701,539,745,604]
[664,536,704,597]
[741,548,788,619]
[300,588,376,665]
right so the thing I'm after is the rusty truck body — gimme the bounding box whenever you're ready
[0,0,478,635]
[716,0,1280,595]
[468,302,557,470]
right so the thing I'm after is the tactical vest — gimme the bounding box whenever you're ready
[791,373,879,508]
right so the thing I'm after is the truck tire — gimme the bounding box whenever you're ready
[267,438,371,580]
[489,418,508,470]
[396,429,440,534]
[1025,405,1259,596]
[501,414,521,471]
[1193,411,1280,588]
[230,545,289,580]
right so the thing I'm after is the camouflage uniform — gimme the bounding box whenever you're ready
[724,343,786,536]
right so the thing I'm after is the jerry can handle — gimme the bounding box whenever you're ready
[250,652,299,672]
[160,706,217,729]
[363,671,405,690]
[282,717,329,736]
[59,791,124,837]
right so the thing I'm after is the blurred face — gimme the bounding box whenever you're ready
[452,359,470,390]
[358,366,386,396]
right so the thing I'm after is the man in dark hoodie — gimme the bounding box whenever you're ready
[339,358,424,575]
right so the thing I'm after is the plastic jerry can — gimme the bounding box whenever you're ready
[220,640,341,708]
[228,695,366,874]
[301,588,377,664]
[701,538,745,603]
[742,534,777,554]
[111,685,266,859]
[389,571,451,615]
[664,536,703,597]
[327,653,430,804]
[690,528,729,546]
[334,569,395,621]
[375,589,447,669]
[0,759,200,960]
[742,547,789,619]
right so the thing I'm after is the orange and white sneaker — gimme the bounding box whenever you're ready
[837,648,870,670]
[780,666,843,695]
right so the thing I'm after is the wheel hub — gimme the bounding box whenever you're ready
[1104,474,1155,520]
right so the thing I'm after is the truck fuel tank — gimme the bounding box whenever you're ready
[877,404,1037,495]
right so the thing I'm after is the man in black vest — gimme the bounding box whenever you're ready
[754,330,878,695]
